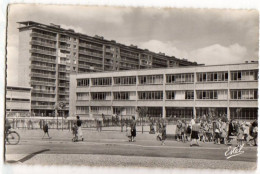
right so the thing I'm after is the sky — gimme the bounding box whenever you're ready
[6,4,259,85]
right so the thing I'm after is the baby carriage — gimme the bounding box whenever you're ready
[126,126,132,142]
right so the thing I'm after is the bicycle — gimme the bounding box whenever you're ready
[6,130,20,145]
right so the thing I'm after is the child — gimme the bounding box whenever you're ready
[186,123,192,142]
[237,123,244,146]
[161,123,167,145]
[42,122,51,139]
[181,120,186,143]
[126,125,132,142]
[72,123,78,142]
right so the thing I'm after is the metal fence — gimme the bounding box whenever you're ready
[6,116,186,130]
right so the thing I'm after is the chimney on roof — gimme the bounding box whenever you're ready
[158,52,165,56]
[50,23,60,28]
[68,29,75,32]
[130,44,138,48]
[94,35,104,40]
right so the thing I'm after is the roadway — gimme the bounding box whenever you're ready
[5,128,257,170]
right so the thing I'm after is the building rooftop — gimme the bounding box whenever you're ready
[7,85,33,90]
[71,61,259,76]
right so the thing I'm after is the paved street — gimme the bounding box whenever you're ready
[5,128,257,170]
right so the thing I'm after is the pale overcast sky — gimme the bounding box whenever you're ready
[6,4,259,85]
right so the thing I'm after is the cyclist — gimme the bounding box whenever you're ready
[5,119,11,134]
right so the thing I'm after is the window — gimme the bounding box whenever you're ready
[166,91,175,100]
[196,90,224,100]
[231,70,258,81]
[166,73,194,84]
[76,93,89,100]
[92,78,112,86]
[91,92,110,100]
[76,106,89,114]
[113,92,130,100]
[139,75,163,85]
[114,76,136,85]
[138,91,163,100]
[185,91,194,99]
[77,79,89,86]
[197,72,228,82]
[230,89,258,100]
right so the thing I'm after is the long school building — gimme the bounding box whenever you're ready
[69,62,258,121]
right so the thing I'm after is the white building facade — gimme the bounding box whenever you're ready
[69,63,258,121]
[6,86,32,117]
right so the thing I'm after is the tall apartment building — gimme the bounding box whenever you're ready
[17,21,198,117]
[70,62,258,121]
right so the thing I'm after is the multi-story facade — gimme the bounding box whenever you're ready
[6,86,32,117]
[17,21,198,117]
[70,62,258,121]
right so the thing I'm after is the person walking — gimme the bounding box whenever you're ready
[42,122,51,139]
[214,119,221,144]
[161,122,167,145]
[76,116,84,141]
[130,116,137,142]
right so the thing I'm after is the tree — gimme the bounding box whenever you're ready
[136,107,148,134]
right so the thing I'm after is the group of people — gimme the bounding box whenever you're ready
[174,115,258,147]
[39,114,258,147]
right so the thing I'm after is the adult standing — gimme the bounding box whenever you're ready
[190,119,200,146]
[130,116,137,142]
[76,116,83,141]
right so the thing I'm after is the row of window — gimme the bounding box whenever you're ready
[77,89,258,101]
[77,70,258,86]
[75,106,258,120]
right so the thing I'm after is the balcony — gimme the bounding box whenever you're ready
[78,57,103,65]
[78,43,103,51]
[58,76,69,81]
[120,58,139,65]
[58,68,70,72]
[31,105,55,109]
[30,80,56,86]
[78,64,103,72]
[120,52,139,59]
[59,45,71,50]
[31,33,57,41]
[30,40,56,48]
[31,97,56,102]
[59,83,70,87]
[59,38,70,42]
[78,50,103,58]
[32,89,56,94]
[30,64,56,71]
[30,49,56,56]
[30,56,56,64]
[30,73,56,79]
[58,91,70,95]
